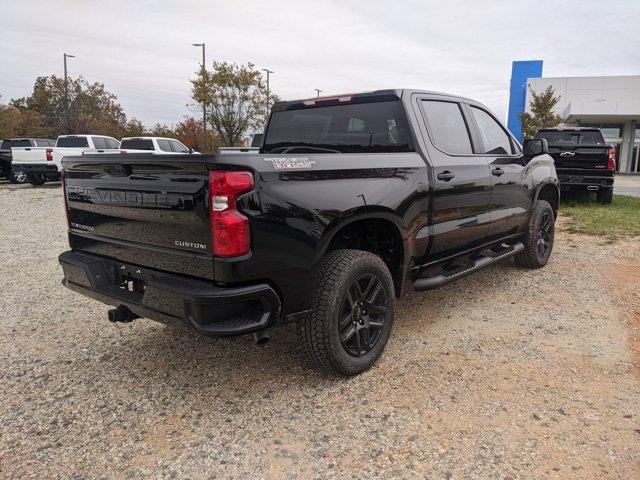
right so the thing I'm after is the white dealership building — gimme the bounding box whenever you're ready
[524,75,640,173]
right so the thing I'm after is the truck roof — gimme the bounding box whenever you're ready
[5,137,55,142]
[58,134,116,139]
[272,89,475,112]
[121,136,182,141]
[538,127,599,132]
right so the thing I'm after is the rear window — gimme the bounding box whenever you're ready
[535,130,605,146]
[57,137,89,148]
[91,137,108,149]
[120,139,154,150]
[262,101,413,153]
[2,139,32,149]
[34,140,56,147]
[157,139,172,152]
[421,100,472,155]
[105,138,120,149]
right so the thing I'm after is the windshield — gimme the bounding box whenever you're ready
[120,139,154,150]
[263,101,413,153]
[535,130,605,146]
[57,137,89,148]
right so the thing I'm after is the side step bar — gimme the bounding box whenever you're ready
[413,242,524,292]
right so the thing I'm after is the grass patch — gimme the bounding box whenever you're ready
[560,194,640,239]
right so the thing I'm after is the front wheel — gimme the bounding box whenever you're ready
[298,249,395,376]
[514,200,555,269]
[27,174,46,186]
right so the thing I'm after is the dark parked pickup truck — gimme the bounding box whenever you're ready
[59,89,559,375]
[535,127,615,203]
[0,138,56,183]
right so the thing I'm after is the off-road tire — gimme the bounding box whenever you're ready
[27,174,46,186]
[297,249,395,376]
[514,200,555,269]
[597,188,613,204]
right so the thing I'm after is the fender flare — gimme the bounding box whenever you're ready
[312,207,406,266]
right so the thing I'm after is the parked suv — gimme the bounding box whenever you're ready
[535,127,615,203]
[59,89,559,375]
[0,138,56,183]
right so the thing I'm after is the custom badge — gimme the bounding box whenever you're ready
[265,157,316,169]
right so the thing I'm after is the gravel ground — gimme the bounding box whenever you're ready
[1,180,639,479]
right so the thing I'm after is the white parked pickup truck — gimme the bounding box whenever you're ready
[11,134,120,186]
[119,137,197,155]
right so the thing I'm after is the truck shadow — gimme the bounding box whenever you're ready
[88,261,520,397]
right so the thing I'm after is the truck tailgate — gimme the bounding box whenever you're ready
[548,146,609,174]
[63,154,214,280]
[11,147,47,164]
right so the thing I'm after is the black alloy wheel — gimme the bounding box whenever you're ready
[339,273,389,357]
[536,210,553,258]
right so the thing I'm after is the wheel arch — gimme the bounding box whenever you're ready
[315,210,407,297]
[534,182,560,218]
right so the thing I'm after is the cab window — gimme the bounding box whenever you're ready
[421,100,473,155]
[470,106,513,155]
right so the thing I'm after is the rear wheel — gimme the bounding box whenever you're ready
[10,168,27,184]
[298,249,395,376]
[514,200,555,269]
[597,188,613,204]
[27,174,46,186]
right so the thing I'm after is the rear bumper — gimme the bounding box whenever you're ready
[14,163,60,179]
[557,172,614,190]
[59,250,282,336]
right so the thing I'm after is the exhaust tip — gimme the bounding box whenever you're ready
[253,331,270,346]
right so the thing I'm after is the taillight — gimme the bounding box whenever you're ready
[607,147,616,171]
[209,170,254,257]
[46,148,53,161]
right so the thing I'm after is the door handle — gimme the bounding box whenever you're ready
[491,167,504,177]
[437,171,455,181]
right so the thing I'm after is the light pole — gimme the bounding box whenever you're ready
[192,43,206,150]
[314,88,322,98]
[262,68,274,122]
[63,53,75,104]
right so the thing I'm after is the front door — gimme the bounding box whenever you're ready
[466,104,531,239]
[417,98,492,255]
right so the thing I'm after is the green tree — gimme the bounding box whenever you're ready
[519,86,564,139]
[150,123,174,137]
[175,116,218,152]
[121,118,146,137]
[191,61,277,146]
[10,75,127,138]
[0,97,22,138]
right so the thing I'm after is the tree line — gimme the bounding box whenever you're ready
[0,61,278,152]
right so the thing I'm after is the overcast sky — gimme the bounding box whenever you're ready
[2,0,639,128]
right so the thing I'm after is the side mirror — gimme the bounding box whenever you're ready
[188,148,194,154]
[523,138,548,156]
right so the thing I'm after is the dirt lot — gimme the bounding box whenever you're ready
[1,181,639,479]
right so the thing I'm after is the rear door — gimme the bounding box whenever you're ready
[417,96,491,254]
[63,154,214,279]
[466,104,530,238]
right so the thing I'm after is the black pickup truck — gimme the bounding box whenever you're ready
[535,127,615,203]
[0,138,56,183]
[59,89,559,375]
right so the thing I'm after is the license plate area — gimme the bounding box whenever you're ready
[116,265,147,297]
